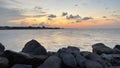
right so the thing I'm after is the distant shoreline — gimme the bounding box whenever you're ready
[0,26,62,30]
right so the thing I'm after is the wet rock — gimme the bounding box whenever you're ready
[38,56,62,68]
[22,39,47,55]
[12,64,32,68]
[0,57,9,68]
[92,43,113,54]
[85,60,103,68]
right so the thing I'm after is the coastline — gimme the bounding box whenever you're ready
[0,39,120,68]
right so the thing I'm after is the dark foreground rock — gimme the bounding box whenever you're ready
[11,64,32,68]
[22,39,47,55]
[0,43,5,54]
[0,57,9,68]
[92,43,113,54]
[1,40,120,68]
[38,56,62,68]
[1,50,48,67]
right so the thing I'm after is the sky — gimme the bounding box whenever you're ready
[0,0,120,28]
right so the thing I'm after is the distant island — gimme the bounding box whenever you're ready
[0,26,62,30]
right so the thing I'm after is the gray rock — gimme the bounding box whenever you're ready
[101,54,120,66]
[109,66,120,68]
[67,46,80,53]
[0,43,5,54]
[0,57,9,68]
[59,52,77,67]
[85,60,103,68]
[113,45,120,53]
[12,64,32,68]
[86,53,111,68]
[57,46,80,54]
[74,52,86,67]
[92,43,113,54]
[22,39,47,55]
[38,56,62,68]
[80,51,92,57]
[2,50,48,67]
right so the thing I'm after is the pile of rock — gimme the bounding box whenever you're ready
[0,39,120,68]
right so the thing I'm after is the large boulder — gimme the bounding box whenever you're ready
[101,54,120,66]
[86,53,111,67]
[85,60,103,68]
[92,43,113,54]
[0,43,5,54]
[0,57,9,68]
[1,50,48,67]
[12,64,32,68]
[113,45,120,53]
[22,39,47,55]
[38,56,62,68]
[74,52,86,67]
[59,52,77,67]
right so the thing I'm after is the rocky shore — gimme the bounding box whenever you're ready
[0,40,120,68]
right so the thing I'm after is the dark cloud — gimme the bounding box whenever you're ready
[112,14,120,18]
[82,17,93,21]
[25,15,46,18]
[62,12,68,16]
[102,16,107,18]
[48,14,56,18]
[48,18,52,20]
[75,4,78,6]
[66,14,81,19]
[34,6,42,10]
[0,7,23,25]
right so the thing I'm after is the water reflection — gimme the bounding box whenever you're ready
[0,29,120,52]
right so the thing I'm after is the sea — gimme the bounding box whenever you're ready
[0,28,120,52]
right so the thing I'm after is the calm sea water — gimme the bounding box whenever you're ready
[0,28,120,52]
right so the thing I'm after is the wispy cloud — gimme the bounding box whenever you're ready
[48,14,56,18]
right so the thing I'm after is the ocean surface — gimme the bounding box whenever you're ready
[0,28,120,52]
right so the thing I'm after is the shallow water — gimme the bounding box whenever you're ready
[0,28,120,52]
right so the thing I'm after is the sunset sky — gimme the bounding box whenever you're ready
[0,0,120,28]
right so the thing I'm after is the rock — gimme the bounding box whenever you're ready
[22,39,47,55]
[80,51,92,57]
[59,52,77,67]
[101,54,120,66]
[67,46,80,53]
[12,64,32,68]
[57,46,80,54]
[85,60,103,68]
[0,43,5,54]
[86,53,111,67]
[92,43,113,54]
[0,57,9,68]
[113,45,120,53]
[74,52,86,67]
[1,50,48,67]
[47,51,56,56]
[109,66,120,68]
[38,56,62,68]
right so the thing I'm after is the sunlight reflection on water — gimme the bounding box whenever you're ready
[0,28,120,52]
